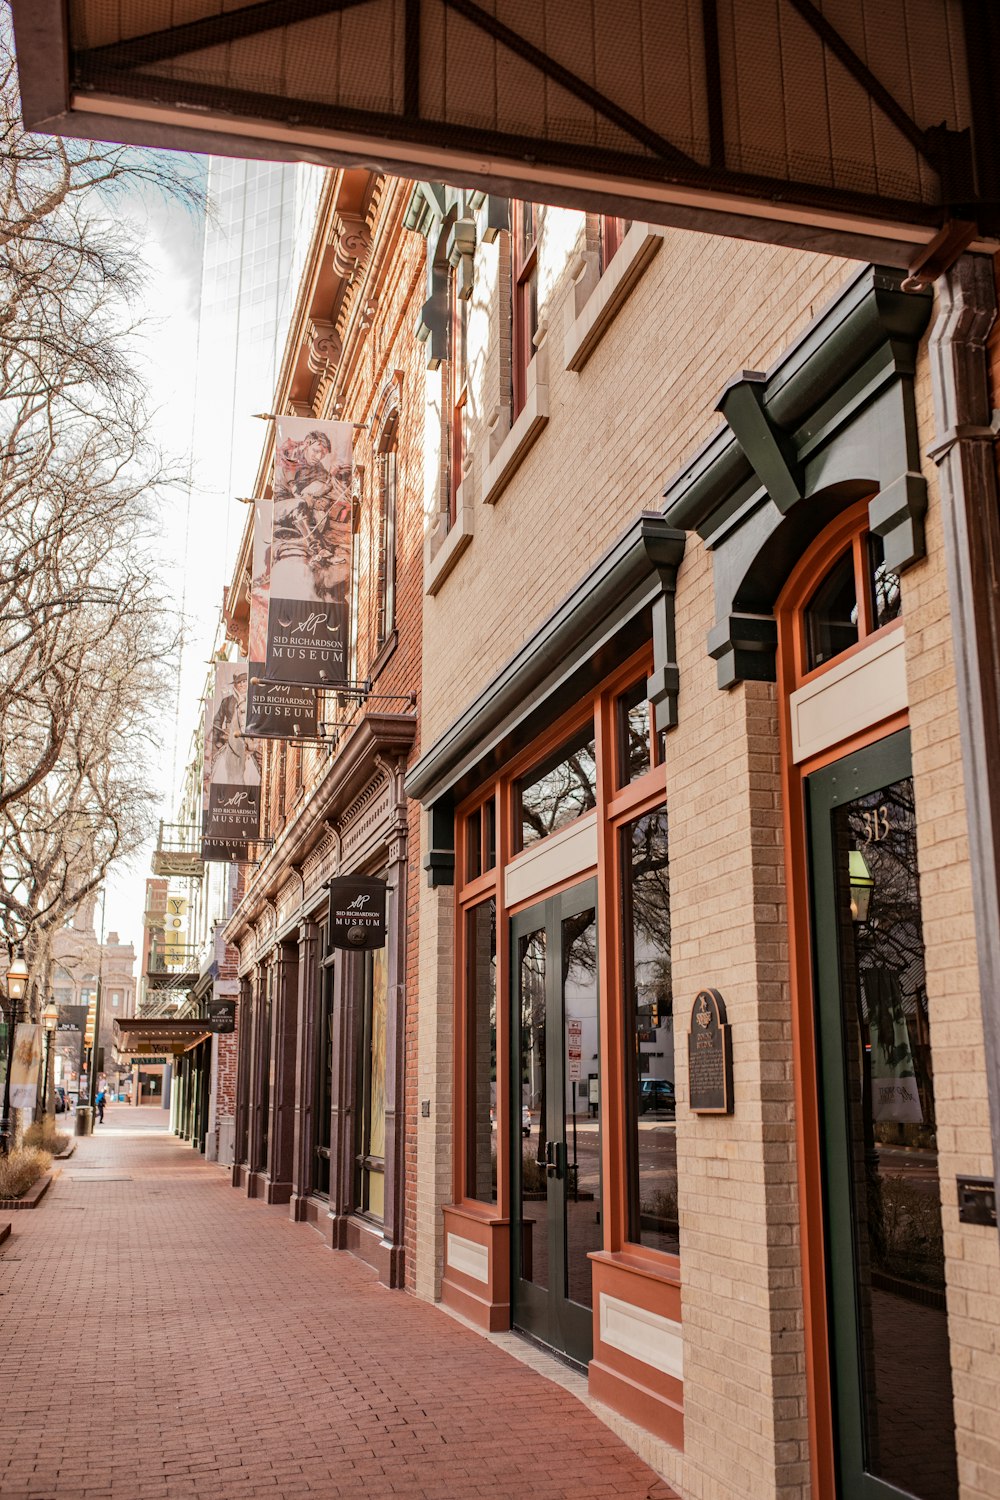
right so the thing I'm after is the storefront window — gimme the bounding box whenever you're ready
[616,681,651,786]
[466,898,497,1203]
[467,806,482,881]
[519,725,597,847]
[314,945,333,1198]
[621,809,676,1255]
[356,917,390,1222]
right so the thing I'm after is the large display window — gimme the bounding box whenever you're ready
[447,649,680,1379]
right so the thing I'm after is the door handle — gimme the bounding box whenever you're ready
[545,1140,566,1179]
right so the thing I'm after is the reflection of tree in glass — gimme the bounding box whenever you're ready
[521,739,597,845]
[519,931,547,1167]
[849,781,927,1088]
[629,812,671,1023]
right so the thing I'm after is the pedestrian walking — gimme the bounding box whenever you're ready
[96,1087,106,1124]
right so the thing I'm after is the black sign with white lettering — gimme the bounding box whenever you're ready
[327,876,387,950]
[207,1000,236,1034]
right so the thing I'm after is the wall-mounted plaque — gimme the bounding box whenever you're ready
[207,999,236,1034]
[327,875,387,950]
[688,988,734,1114]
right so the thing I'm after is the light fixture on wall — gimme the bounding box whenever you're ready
[849,850,874,923]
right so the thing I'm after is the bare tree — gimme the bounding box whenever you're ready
[0,17,193,996]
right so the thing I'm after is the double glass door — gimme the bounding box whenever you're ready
[511,881,601,1366]
[808,730,957,1499]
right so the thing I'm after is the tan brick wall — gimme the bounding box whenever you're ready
[906,328,1000,1500]
[421,221,851,747]
[415,204,1000,1500]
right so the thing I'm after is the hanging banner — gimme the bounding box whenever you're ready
[10,1023,42,1109]
[246,499,319,738]
[327,876,387,950]
[205,662,262,843]
[264,417,353,687]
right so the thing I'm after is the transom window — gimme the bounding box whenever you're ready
[518,723,597,848]
[803,529,902,674]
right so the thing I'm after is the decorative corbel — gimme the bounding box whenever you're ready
[307,319,342,376]
[332,214,372,279]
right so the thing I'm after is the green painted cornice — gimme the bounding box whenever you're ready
[406,514,685,882]
[663,265,932,538]
[661,264,933,688]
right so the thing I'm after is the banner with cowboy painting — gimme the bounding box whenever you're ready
[246,498,319,738]
[263,417,353,687]
[204,661,262,844]
[9,1023,42,1109]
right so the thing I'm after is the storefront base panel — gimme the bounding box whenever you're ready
[245,1170,266,1200]
[231,1162,246,1189]
[264,1177,292,1206]
[440,1206,512,1332]
[340,1213,403,1288]
[589,1253,684,1451]
[588,1358,684,1451]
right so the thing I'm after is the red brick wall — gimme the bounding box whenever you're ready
[231,180,426,1283]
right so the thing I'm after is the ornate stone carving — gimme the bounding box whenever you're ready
[332,215,372,279]
[307,319,342,375]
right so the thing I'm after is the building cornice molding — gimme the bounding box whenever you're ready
[661,264,933,688]
[224,710,417,945]
[405,513,684,885]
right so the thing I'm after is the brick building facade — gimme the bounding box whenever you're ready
[404,193,1000,1500]
[199,174,998,1498]
[222,169,425,1288]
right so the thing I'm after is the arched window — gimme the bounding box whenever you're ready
[375,409,398,654]
[782,505,903,685]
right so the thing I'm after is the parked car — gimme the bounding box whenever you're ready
[638,1079,676,1117]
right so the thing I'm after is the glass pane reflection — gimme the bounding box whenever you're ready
[621,810,677,1256]
[561,907,600,1309]
[519,928,548,1291]
[834,776,957,1500]
[467,899,496,1203]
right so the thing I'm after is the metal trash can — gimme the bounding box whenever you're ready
[74,1105,93,1137]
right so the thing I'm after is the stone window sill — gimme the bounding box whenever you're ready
[425,474,475,595]
[481,352,549,506]
[564,223,665,373]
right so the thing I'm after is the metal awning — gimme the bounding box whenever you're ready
[112,1018,212,1062]
[12,1,999,272]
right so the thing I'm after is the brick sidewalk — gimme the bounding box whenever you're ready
[1,1115,677,1500]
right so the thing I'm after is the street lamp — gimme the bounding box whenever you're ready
[41,1000,58,1117]
[1,944,29,1155]
[849,849,875,923]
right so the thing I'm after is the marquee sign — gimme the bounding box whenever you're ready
[327,876,387,951]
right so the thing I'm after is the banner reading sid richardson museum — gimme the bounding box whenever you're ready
[264,417,353,687]
[204,661,262,843]
[246,499,318,737]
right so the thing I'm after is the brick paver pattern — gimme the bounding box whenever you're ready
[1,1110,676,1500]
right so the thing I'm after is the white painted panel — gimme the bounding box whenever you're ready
[790,631,907,765]
[598,1293,683,1382]
[505,810,598,908]
[447,1232,489,1284]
